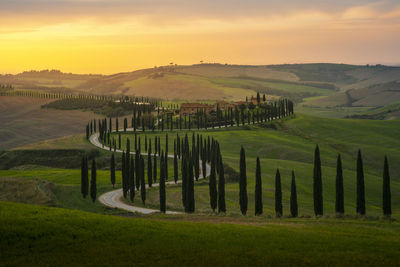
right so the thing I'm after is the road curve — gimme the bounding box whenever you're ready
[90,131,211,214]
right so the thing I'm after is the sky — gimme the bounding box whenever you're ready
[0,0,399,74]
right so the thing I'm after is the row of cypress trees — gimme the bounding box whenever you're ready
[313,146,392,217]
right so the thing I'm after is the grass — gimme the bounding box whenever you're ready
[1,201,399,266]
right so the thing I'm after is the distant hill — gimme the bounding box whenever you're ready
[1,63,400,105]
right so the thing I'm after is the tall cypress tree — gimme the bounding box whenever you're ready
[110,154,116,188]
[356,149,366,215]
[148,152,153,187]
[313,145,323,216]
[335,154,344,215]
[275,169,282,217]
[159,153,166,213]
[382,156,391,217]
[209,151,217,212]
[129,157,135,202]
[239,147,248,215]
[174,151,178,184]
[218,155,226,213]
[140,157,146,204]
[153,154,157,182]
[90,160,97,203]
[290,170,298,217]
[254,156,262,216]
[182,158,187,209]
[81,156,87,198]
[186,156,195,213]
[122,152,127,198]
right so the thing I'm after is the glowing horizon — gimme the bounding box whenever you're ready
[1,0,399,74]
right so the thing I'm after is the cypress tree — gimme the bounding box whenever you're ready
[122,152,127,198]
[140,157,146,204]
[313,145,323,216]
[335,154,344,215]
[110,154,116,188]
[290,170,298,217]
[356,149,366,215]
[164,150,168,181]
[239,147,248,215]
[182,158,187,209]
[275,169,282,217]
[382,156,391,217]
[129,157,135,202]
[153,154,157,182]
[90,160,97,203]
[135,152,140,191]
[209,151,217,212]
[174,151,178,184]
[81,155,88,198]
[254,156,262,216]
[186,156,195,213]
[148,152,153,187]
[218,155,226,213]
[159,153,166,213]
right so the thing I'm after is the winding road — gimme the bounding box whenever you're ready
[90,130,211,214]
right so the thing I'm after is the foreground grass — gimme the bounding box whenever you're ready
[0,201,399,266]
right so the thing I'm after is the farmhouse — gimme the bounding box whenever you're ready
[179,103,214,115]
[250,96,264,105]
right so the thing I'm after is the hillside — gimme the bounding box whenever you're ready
[2,64,400,106]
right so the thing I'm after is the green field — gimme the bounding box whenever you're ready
[1,201,399,266]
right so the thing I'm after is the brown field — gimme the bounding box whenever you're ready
[0,96,100,150]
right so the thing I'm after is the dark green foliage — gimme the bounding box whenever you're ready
[209,151,217,212]
[254,157,262,216]
[121,152,127,198]
[290,171,298,218]
[383,156,392,217]
[335,154,344,214]
[159,152,166,213]
[135,153,140,191]
[80,156,88,198]
[140,157,146,205]
[275,169,282,217]
[182,158,187,209]
[174,151,178,184]
[110,154,116,188]
[153,154,157,183]
[186,156,195,213]
[148,152,153,188]
[129,158,135,202]
[356,149,366,215]
[90,160,97,203]
[313,145,323,216]
[218,155,226,213]
[239,147,248,215]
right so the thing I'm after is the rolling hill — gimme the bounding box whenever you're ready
[2,64,400,106]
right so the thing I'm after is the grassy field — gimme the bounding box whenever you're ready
[1,201,399,266]
[0,96,101,150]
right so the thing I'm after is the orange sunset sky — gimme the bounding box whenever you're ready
[0,0,399,74]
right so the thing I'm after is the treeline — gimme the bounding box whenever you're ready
[43,97,156,117]
[86,98,294,139]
